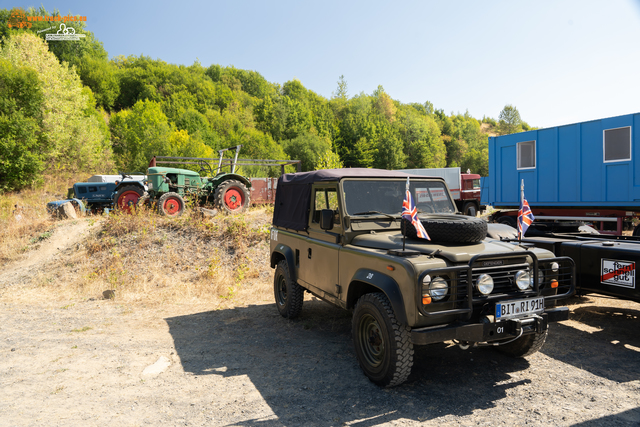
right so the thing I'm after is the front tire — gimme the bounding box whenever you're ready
[352,293,413,387]
[157,192,185,217]
[274,260,303,319]
[463,202,477,217]
[495,329,548,358]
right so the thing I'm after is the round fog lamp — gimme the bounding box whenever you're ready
[515,270,531,290]
[429,277,448,301]
[476,274,494,295]
[551,262,559,273]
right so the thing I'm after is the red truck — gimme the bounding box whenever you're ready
[400,167,482,216]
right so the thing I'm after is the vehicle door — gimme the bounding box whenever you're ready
[297,184,342,300]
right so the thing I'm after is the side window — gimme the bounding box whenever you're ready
[312,188,341,227]
[604,126,631,162]
[517,140,536,169]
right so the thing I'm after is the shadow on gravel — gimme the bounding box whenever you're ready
[166,300,534,426]
[542,301,640,384]
[569,406,640,426]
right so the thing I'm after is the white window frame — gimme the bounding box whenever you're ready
[603,126,632,163]
[517,140,536,170]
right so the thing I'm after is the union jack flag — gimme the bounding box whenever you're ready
[402,177,430,240]
[518,192,535,239]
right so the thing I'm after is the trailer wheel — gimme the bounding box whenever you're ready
[115,185,144,214]
[497,216,517,229]
[157,192,185,217]
[462,202,477,217]
[403,215,487,244]
[215,180,251,213]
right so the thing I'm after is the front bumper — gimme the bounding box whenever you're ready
[410,306,569,345]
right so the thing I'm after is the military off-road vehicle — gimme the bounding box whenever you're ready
[269,169,575,387]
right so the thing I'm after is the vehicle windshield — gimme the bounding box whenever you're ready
[343,179,455,216]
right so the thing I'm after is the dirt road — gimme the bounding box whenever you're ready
[2,293,639,426]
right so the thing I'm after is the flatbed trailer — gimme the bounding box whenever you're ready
[504,232,640,303]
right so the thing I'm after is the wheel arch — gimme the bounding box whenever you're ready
[270,244,297,283]
[347,270,407,325]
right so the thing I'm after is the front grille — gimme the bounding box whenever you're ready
[418,253,576,318]
[460,262,531,297]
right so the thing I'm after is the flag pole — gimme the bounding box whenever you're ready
[519,179,524,243]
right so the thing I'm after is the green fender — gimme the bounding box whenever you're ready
[209,173,251,188]
[349,269,407,325]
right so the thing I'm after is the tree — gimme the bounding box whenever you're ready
[315,150,343,170]
[0,33,111,178]
[498,104,522,135]
[282,133,332,172]
[332,75,348,100]
[0,60,45,191]
[109,100,173,172]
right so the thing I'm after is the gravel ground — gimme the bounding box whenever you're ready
[1,292,639,426]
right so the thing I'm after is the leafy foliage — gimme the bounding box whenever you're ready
[0,6,527,193]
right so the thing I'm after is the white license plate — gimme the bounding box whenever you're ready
[495,297,544,320]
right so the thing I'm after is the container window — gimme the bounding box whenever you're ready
[603,126,631,162]
[517,140,536,169]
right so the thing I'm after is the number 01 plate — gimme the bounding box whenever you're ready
[495,297,544,320]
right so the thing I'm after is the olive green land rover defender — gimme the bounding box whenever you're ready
[269,169,574,387]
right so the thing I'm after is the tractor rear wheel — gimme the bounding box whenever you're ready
[157,192,185,217]
[115,185,144,214]
[215,180,251,213]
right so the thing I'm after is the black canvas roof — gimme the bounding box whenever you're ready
[272,168,419,231]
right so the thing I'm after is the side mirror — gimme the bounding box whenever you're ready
[320,209,334,230]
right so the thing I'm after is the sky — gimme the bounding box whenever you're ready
[8,0,640,129]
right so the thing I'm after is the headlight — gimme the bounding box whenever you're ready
[428,277,448,301]
[551,262,559,273]
[515,270,531,290]
[476,274,494,295]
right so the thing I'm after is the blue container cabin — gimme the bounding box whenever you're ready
[483,112,640,234]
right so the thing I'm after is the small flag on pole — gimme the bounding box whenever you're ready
[518,180,534,239]
[402,177,430,240]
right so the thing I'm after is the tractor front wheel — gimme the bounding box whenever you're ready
[215,180,251,213]
[157,192,185,217]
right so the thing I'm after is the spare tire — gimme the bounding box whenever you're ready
[403,215,487,244]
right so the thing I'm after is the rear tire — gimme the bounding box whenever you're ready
[157,192,185,217]
[215,180,250,213]
[496,329,548,358]
[352,293,413,387]
[115,185,144,214]
[274,260,303,319]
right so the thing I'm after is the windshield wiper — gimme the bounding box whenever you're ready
[352,211,397,219]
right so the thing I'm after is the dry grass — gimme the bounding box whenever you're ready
[74,205,274,307]
[1,174,277,309]
[0,172,78,264]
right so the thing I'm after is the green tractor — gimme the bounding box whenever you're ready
[144,145,300,217]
